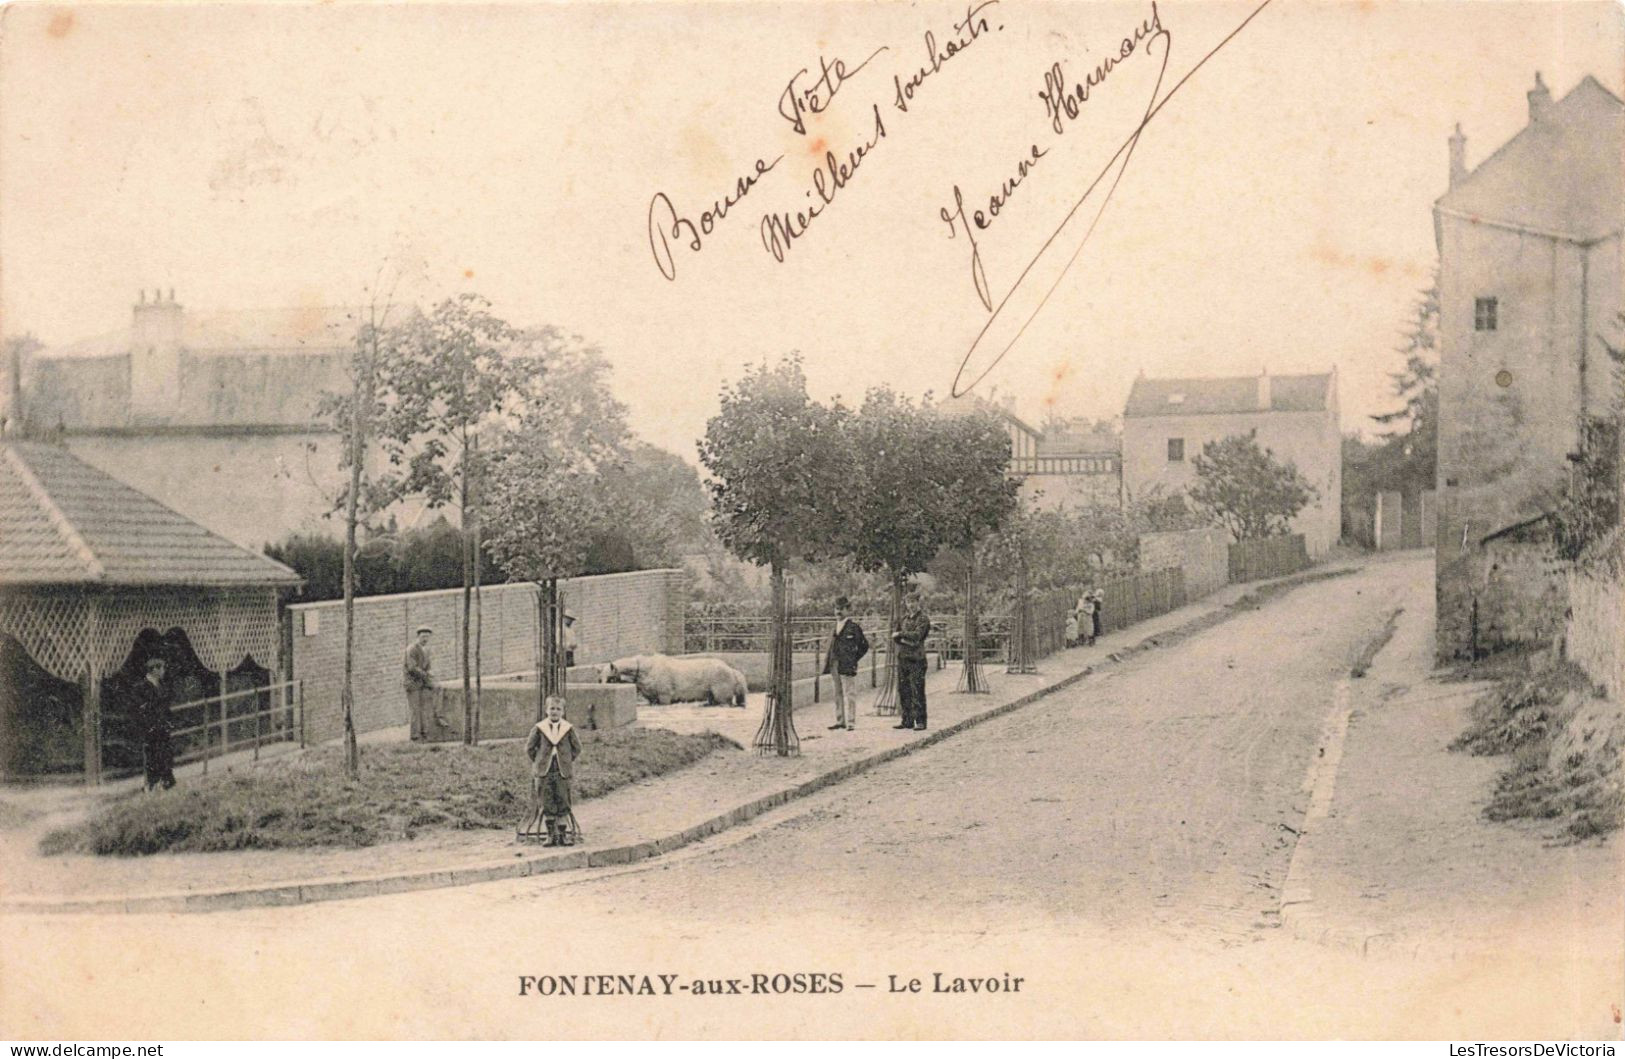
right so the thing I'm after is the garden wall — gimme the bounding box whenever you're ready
[289,569,687,744]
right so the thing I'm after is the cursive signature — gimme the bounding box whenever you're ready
[950,0,1275,397]
[938,143,1049,312]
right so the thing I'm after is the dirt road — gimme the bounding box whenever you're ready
[6,555,1619,1038]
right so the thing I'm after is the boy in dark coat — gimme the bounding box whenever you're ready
[892,588,932,731]
[526,695,582,846]
[823,596,869,731]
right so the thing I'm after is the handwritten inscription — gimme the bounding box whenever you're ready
[644,2,1003,279]
[937,144,1048,311]
[893,1,1002,113]
[648,157,783,282]
[950,0,1275,397]
[778,49,890,136]
[761,104,889,263]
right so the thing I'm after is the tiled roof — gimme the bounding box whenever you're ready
[1124,374,1332,417]
[0,441,301,587]
[1437,76,1623,241]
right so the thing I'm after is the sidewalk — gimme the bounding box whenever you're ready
[1279,576,1624,961]
[0,564,1357,914]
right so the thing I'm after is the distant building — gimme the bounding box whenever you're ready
[11,292,421,550]
[1121,370,1341,556]
[1003,410,1122,511]
[948,395,1123,510]
[1433,74,1623,659]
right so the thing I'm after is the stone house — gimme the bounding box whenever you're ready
[1121,370,1342,556]
[1433,74,1623,659]
[10,293,430,551]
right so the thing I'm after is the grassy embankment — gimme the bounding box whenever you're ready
[41,726,739,856]
[1451,648,1622,841]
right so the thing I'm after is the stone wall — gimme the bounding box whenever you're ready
[289,569,688,744]
[1566,555,1624,697]
[1138,526,1229,601]
[1436,539,1567,662]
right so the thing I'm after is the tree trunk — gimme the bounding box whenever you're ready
[339,330,371,777]
[460,429,473,745]
[770,563,790,756]
[471,434,482,743]
[534,582,548,722]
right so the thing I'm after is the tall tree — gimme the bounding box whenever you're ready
[373,295,541,743]
[1189,432,1318,542]
[1369,274,1440,493]
[699,356,848,755]
[315,298,401,776]
[484,325,632,709]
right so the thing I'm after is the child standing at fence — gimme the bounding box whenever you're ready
[526,695,582,846]
[1077,594,1096,646]
[1064,609,1080,648]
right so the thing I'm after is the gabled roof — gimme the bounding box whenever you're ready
[1437,76,1624,241]
[0,441,301,587]
[1124,373,1333,418]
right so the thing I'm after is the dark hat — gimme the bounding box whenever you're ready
[563,613,576,625]
[835,596,851,610]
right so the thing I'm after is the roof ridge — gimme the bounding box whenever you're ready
[2,445,105,580]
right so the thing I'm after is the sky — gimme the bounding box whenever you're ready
[2,0,1621,461]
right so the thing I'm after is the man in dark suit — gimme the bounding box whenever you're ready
[133,657,176,790]
[823,596,869,731]
[892,588,932,731]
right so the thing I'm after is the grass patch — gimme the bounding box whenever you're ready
[1450,654,1591,756]
[1452,650,1621,842]
[40,727,740,857]
[0,798,42,830]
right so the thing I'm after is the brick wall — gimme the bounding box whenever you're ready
[289,569,688,744]
[1139,526,1229,600]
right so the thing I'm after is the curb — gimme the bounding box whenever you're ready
[4,565,1358,916]
[1275,605,1422,959]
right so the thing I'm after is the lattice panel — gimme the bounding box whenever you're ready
[0,592,92,683]
[0,588,281,684]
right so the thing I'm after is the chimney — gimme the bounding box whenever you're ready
[1448,123,1467,187]
[1528,71,1551,124]
[1257,368,1272,411]
[130,288,184,419]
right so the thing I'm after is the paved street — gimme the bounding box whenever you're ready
[6,554,1619,1039]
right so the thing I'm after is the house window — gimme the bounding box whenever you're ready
[1167,438,1185,462]
[1474,297,1498,332]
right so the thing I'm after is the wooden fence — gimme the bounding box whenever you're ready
[1228,534,1309,584]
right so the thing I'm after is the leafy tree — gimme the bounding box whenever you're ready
[699,356,848,754]
[1189,432,1318,542]
[597,441,709,569]
[372,295,543,743]
[483,325,632,711]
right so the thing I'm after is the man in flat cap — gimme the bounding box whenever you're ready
[404,626,448,740]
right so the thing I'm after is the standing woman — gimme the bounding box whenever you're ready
[1091,589,1106,644]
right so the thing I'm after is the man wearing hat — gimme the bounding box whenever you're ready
[823,596,869,731]
[404,626,448,740]
[133,657,176,790]
[562,613,579,669]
